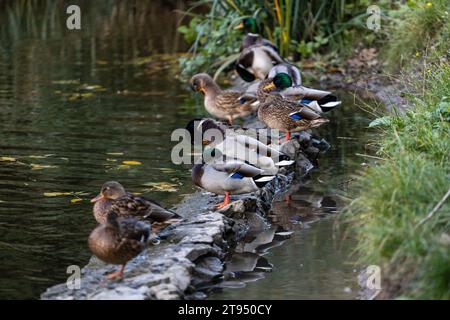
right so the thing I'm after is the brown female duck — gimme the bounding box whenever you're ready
[88,211,156,279]
[91,181,180,225]
[190,73,258,125]
[257,74,329,142]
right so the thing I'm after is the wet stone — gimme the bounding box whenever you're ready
[41,119,321,300]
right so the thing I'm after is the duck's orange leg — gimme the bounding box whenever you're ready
[106,264,125,280]
[285,131,291,142]
[215,192,230,209]
[227,116,233,126]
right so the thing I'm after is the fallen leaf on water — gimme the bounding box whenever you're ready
[0,157,16,162]
[52,79,80,85]
[30,164,58,170]
[44,192,72,197]
[122,160,142,165]
[107,152,124,156]
[28,154,55,159]
[70,198,82,204]
[142,182,178,192]
[67,92,95,101]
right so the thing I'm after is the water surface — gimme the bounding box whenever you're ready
[0,1,372,300]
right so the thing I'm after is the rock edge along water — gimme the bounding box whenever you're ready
[41,124,320,300]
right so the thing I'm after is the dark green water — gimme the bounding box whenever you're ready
[0,1,372,300]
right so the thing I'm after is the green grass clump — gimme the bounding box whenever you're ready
[385,0,450,70]
[347,57,450,299]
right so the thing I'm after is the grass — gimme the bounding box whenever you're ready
[346,0,450,299]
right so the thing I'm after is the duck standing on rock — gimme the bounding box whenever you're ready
[192,149,275,209]
[190,73,259,125]
[88,211,157,280]
[267,64,342,113]
[186,118,294,175]
[91,181,180,227]
[257,74,330,142]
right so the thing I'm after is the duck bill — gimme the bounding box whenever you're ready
[90,193,104,203]
[234,22,244,30]
[199,87,206,95]
[263,82,276,91]
[202,139,210,145]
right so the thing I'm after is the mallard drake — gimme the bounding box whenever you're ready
[257,76,329,142]
[88,212,156,280]
[186,118,294,175]
[236,45,285,82]
[190,73,258,125]
[91,181,180,226]
[267,64,341,113]
[192,152,275,209]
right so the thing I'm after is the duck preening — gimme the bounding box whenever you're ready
[192,149,275,209]
[190,73,259,124]
[88,212,158,280]
[235,17,278,52]
[91,181,180,226]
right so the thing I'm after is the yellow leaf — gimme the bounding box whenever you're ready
[31,164,58,170]
[71,198,82,204]
[142,182,178,192]
[0,157,16,162]
[122,160,142,165]
[44,192,72,197]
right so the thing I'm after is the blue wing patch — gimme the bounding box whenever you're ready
[300,99,312,104]
[230,172,244,179]
[290,113,302,120]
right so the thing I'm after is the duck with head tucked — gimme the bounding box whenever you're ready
[88,211,158,280]
[190,73,259,125]
[192,148,275,209]
[91,181,180,226]
[186,118,294,175]
[257,73,330,142]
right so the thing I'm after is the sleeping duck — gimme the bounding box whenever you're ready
[190,73,259,125]
[91,181,180,226]
[192,149,275,209]
[88,212,157,280]
[257,75,330,142]
[186,118,294,175]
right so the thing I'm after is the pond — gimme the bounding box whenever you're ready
[0,1,372,299]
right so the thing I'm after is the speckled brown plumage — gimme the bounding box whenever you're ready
[190,73,258,123]
[92,181,179,225]
[88,213,150,267]
[257,79,329,132]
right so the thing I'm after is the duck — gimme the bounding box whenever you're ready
[88,211,157,280]
[267,64,341,113]
[235,17,278,52]
[90,181,180,226]
[186,118,294,175]
[192,150,275,209]
[257,75,330,142]
[190,73,259,125]
[236,45,285,82]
